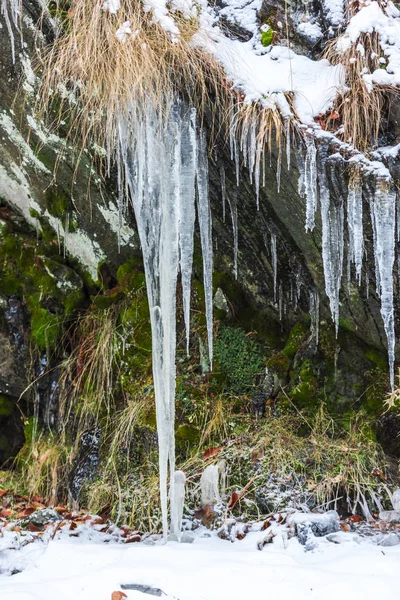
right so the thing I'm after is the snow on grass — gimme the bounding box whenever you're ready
[336,1,400,87]
[1,526,400,600]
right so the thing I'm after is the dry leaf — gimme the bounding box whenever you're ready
[111,592,127,600]
[203,447,222,460]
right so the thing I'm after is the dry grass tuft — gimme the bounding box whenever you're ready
[37,0,229,157]
[325,30,398,150]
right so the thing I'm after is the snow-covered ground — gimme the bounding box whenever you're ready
[1,526,400,600]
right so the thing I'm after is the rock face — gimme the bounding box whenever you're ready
[0,0,398,464]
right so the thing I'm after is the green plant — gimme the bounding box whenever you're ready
[214,324,263,394]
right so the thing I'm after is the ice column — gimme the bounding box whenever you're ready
[116,98,213,538]
[1,0,20,63]
[170,470,186,539]
[318,148,344,335]
[369,180,396,389]
[347,172,363,285]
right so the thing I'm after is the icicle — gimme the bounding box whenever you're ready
[220,165,226,223]
[116,98,207,540]
[170,470,186,540]
[227,195,238,280]
[178,107,197,356]
[319,148,344,336]
[200,464,221,506]
[278,283,283,321]
[1,0,21,64]
[309,289,320,346]
[304,138,318,232]
[286,119,291,171]
[347,172,363,285]
[369,180,396,390]
[196,128,213,369]
[271,232,277,303]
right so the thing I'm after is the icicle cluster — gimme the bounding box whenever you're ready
[116,98,213,539]
[297,139,396,388]
[369,180,396,390]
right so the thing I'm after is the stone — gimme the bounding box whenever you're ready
[180,531,195,544]
[379,533,400,547]
[120,584,165,596]
[24,508,61,527]
[290,510,340,544]
[213,287,230,315]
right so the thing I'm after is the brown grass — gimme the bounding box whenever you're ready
[325,28,398,150]
[37,0,229,157]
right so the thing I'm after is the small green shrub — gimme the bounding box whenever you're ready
[214,324,262,394]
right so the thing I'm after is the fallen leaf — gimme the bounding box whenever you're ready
[340,523,350,532]
[54,506,68,514]
[0,490,8,497]
[346,514,363,523]
[111,592,127,600]
[228,492,240,510]
[69,521,78,531]
[28,522,42,532]
[125,534,141,543]
[203,447,222,460]
[0,509,12,519]
[17,507,35,518]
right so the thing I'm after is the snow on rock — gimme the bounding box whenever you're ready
[297,21,323,42]
[194,35,344,124]
[323,0,345,26]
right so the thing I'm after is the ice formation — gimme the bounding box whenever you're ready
[271,232,277,304]
[200,464,221,506]
[170,470,186,539]
[303,138,318,233]
[116,98,213,538]
[347,172,364,285]
[369,181,396,389]
[318,147,344,336]
[1,0,21,63]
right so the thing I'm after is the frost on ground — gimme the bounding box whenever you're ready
[1,516,400,600]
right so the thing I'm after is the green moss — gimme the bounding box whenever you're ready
[45,186,74,219]
[283,321,308,359]
[261,27,274,46]
[0,395,14,417]
[0,272,22,295]
[266,351,290,379]
[365,348,387,372]
[175,423,199,444]
[92,292,124,310]
[30,308,61,351]
[116,258,145,290]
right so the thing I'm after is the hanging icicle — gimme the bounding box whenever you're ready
[116,98,213,539]
[369,179,396,390]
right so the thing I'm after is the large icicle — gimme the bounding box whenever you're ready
[1,0,20,63]
[116,99,210,539]
[304,138,318,232]
[369,180,396,390]
[318,148,344,335]
[347,171,364,285]
[196,128,214,369]
[271,232,277,303]
[178,107,197,355]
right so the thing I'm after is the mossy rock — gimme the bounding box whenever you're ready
[283,321,309,359]
[266,351,290,379]
[365,349,387,372]
[175,423,200,444]
[30,308,61,351]
[0,395,14,417]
